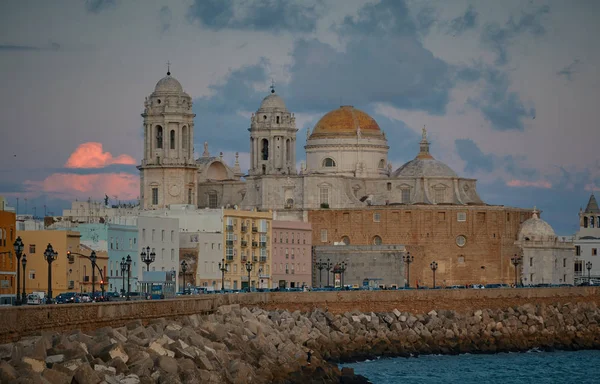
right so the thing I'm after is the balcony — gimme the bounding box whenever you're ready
[226,240,234,246]
[259,257,267,263]
[259,242,267,248]
[83,276,90,282]
[241,240,248,247]
[252,226,258,233]
[68,281,74,289]
[252,241,258,248]
[241,255,248,262]
[68,254,75,264]
[252,256,258,262]
[226,225,234,232]
[226,255,234,261]
[241,225,248,233]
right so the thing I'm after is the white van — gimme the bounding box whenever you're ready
[27,294,43,305]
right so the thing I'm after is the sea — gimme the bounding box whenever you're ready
[340,349,600,384]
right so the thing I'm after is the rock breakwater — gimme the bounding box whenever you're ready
[1,301,599,383]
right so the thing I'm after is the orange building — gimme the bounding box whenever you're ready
[0,210,16,305]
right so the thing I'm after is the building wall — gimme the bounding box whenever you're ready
[308,206,533,287]
[520,242,574,285]
[222,209,273,289]
[575,225,600,282]
[137,216,180,291]
[271,220,312,288]
[0,211,16,304]
[187,231,223,289]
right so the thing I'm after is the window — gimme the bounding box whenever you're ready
[320,187,329,205]
[261,139,269,160]
[457,212,467,222]
[171,230,174,242]
[152,188,159,205]
[171,249,175,261]
[593,248,597,256]
[29,244,36,254]
[29,270,35,279]
[456,235,466,247]
[156,126,163,148]
[576,246,581,256]
[438,212,446,221]
[208,193,218,208]
[341,236,350,245]
[563,258,567,268]
[188,188,192,205]
[529,257,533,267]
[142,229,146,241]
[401,189,410,203]
[161,230,165,242]
[387,182,392,191]
[434,188,445,203]
[320,229,328,243]
[170,130,175,149]
[373,213,381,222]
[373,236,382,245]
[285,249,289,259]
[182,126,188,150]
[322,158,336,167]
[378,159,385,169]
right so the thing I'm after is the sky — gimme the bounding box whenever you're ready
[0,0,599,235]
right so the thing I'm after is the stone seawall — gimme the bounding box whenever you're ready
[1,301,600,383]
[0,287,598,343]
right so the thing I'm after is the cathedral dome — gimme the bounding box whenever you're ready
[392,158,458,178]
[310,106,383,139]
[519,208,555,240]
[154,73,184,94]
[258,91,287,111]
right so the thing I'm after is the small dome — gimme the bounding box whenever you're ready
[519,209,555,239]
[393,158,457,178]
[310,106,383,139]
[258,92,287,111]
[154,74,184,94]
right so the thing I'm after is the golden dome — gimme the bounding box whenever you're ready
[310,106,383,139]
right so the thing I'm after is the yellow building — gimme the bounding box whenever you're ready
[16,231,108,298]
[1,210,16,304]
[222,209,272,290]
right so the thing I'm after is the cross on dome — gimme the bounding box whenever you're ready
[167,61,171,76]
[422,125,427,140]
[270,79,275,94]
[532,206,539,218]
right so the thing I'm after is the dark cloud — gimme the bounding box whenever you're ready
[0,42,60,51]
[481,5,550,65]
[502,155,538,179]
[455,138,494,173]
[85,0,117,14]
[557,59,581,81]
[187,0,320,33]
[447,5,478,36]
[337,0,417,37]
[159,6,172,33]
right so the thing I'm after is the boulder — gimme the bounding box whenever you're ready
[73,363,101,384]
[41,368,71,384]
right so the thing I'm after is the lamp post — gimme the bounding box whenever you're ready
[21,254,27,302]
[126,255,131,301]
[511,254,521,287]
[140,246,155,271]
[403,252,414,288]
[586,261,592,283]
[13,236,24,305]
[181,260,188,294]
[43,243,58,304]
[316,260,325,288]
[336,261,347,289]
[120,257,127,297]
[218,259,227,292]
[89,251,97,300]
[325,258,332,287]
[430,261,438,289]
[245,261,253,292]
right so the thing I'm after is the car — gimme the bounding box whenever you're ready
[27,294,43,305]
[55,292,79,304]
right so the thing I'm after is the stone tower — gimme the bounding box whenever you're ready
[138,70,198,209]
[248,86,297,176]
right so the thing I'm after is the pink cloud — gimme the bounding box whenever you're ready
[506,179,552,189]
[65,142,136,168]
[25,173,139,200]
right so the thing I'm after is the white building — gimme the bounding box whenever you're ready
[574,194,600,284]
[16,215,44,231]
[137,215,180,293]
[516,208,574,286]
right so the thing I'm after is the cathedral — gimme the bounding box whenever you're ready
[139,71,535,286]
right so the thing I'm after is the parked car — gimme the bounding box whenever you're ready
[27,293,43,305]
[80,294,91,303]
[55,292,79,304]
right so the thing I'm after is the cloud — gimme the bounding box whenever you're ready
[0,42,60,51]
[455,138,494,173]
[337,0,417,37]
[159,6,172,33]
[481,5,550,65]
[85,0,117,14]
[64,142,136,169]
[557,59,581,81]
[187,0,320,33]
[447,5,478,36]
[506,179,552,189]
[24,173,139,201]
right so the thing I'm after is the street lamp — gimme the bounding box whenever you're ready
[245,261,253,292]
[325,259,332,287]
[21,254,27,302]
[511,254,522,287]
[43,243,58,304]
[334,261,347,289]
[120,257,127,296]
[126,255,132,301]
[586,261,592,283]
[316,259,326,288]
[89,251,97,300]
[13,236,24,305]
[403,252,414,288]
[218,259,228,292]
[140,246,155,272]
[430,261,438,289]
[181,260,188,294]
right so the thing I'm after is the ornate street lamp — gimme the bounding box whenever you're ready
[586,261,593,283]
[325,258,332,287]
[13,236,24,305]
[332,261,347,289]
[43,243,58,304]
[21,254,27,302]
[120,257,126,296]
[126,255,132,301]
[181,260,188,294]
[511,254,521,287]
[140,246,155,272]
[245,261,253,292]
[316,259,326,288]
[430,261,438,289]
[403,252,414,288]
[218,259,228,292]
[89,250,97,299]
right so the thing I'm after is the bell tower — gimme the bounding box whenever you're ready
[138,68,198,209]
[248,84,297,176]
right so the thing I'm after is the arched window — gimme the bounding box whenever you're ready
[261,139,269,160]
[584,216,588,228]
[341,236,350,245]
[276,116,280,124]
[591,216,596,228]
[372,235,382,245]
[182,126,188,150]
[156,126,163,149]
[170,130,175,149]
[322,158,336,167]
[378,159,385,169]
